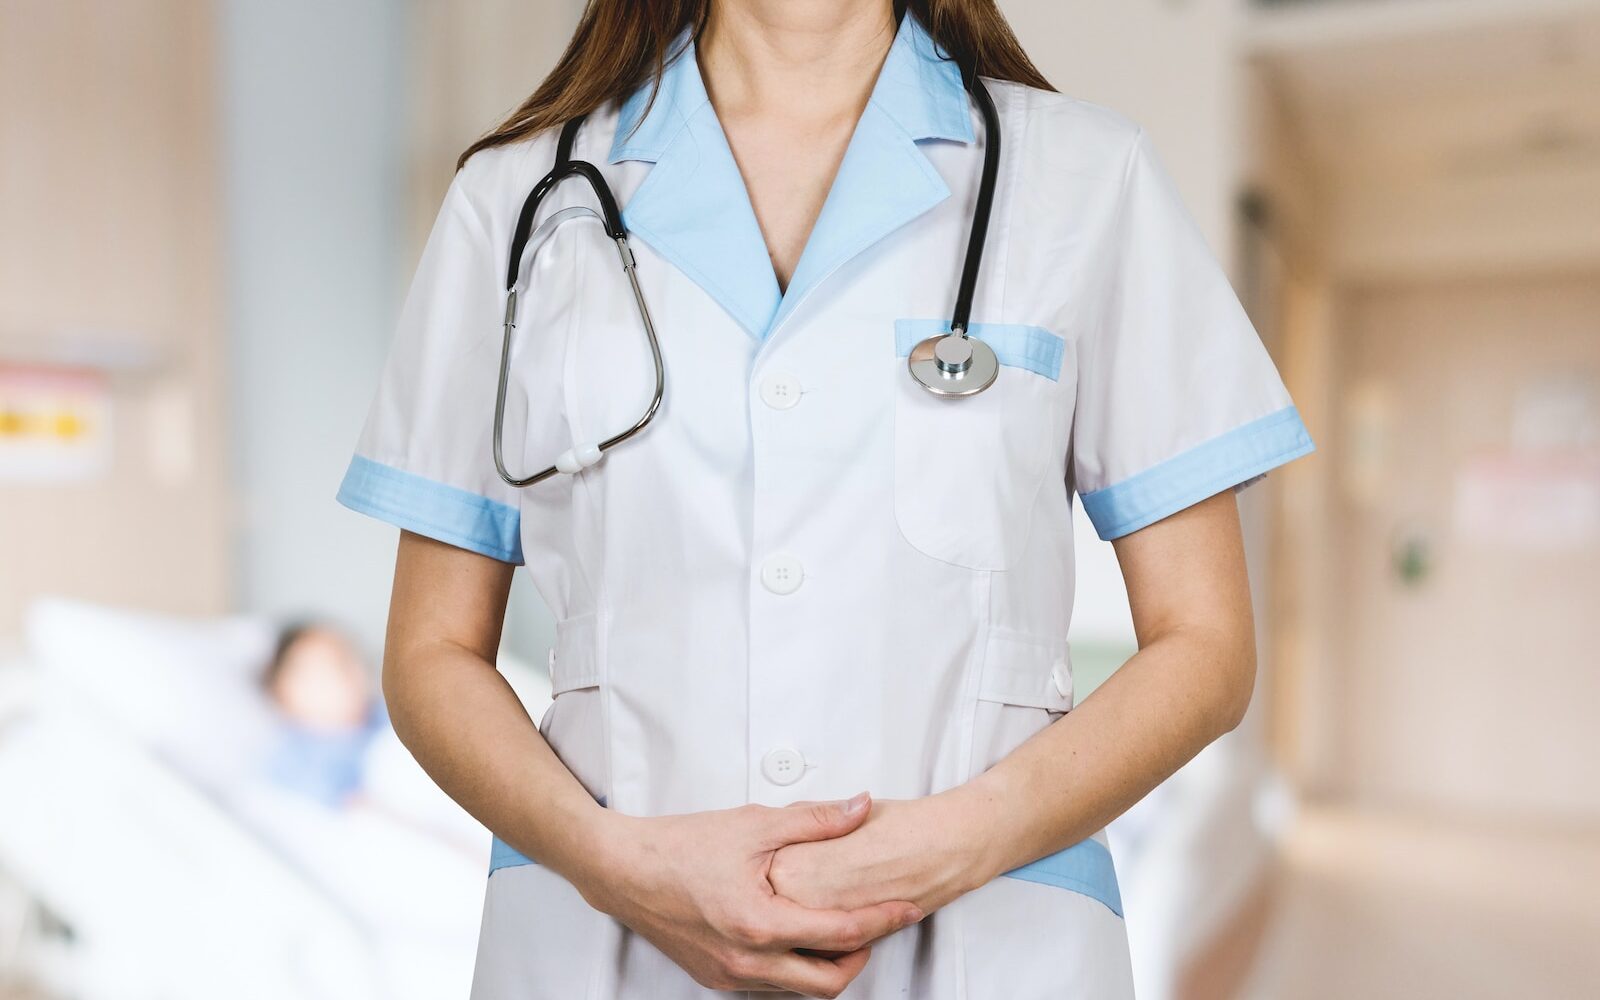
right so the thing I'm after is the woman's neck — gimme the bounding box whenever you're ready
[699,0,897,127]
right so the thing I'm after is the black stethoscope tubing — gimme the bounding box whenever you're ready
[494,64,1001,488]
[950,64,1000,338]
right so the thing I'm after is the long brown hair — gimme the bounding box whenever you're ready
[457,0,1052,170]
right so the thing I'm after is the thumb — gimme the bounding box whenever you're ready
[762,792,872,848]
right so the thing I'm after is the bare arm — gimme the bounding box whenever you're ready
[969,489,1257,873]
[383,530,919,997]
[382,532,605,880]
[769,490,1256,910]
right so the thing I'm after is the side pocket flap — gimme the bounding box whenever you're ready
[549,612,601,695]
[977,631,1073,712]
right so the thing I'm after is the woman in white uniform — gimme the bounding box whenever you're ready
[338,1,1314,996]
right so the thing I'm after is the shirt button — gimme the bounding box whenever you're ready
[759,373,802,410]
[759,554,804,595]
[761,748,806,786]
[1052,658,1073,702]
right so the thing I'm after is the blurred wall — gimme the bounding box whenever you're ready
[0,0,230,637]
[1004,0,1247,249]
[222,0,582,658]
[219,0,406,650]
[1332,273,1600,822]
[407,0,585,247]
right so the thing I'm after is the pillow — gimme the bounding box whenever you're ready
[23,597,281,790]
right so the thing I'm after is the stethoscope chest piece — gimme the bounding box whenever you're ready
[908,332,998,397]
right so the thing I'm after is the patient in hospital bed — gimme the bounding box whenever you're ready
[4,598,496,998]
[254,620,484,856]
[260,622,385,808]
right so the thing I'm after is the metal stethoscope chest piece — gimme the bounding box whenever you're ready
[493,65,1003,488]
[907,325,999,396]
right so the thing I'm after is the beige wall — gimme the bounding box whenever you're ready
[407,0,583,247]
[1005,0,1247,250]
[1328,273,1600,823]
[0,0,229,636]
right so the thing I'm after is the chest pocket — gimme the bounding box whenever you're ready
[892,320,1068,570]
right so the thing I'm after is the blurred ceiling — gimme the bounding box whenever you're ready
[1250,0,1600,278]
[1258,5,1600,180]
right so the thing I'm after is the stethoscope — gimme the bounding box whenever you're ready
[493,65,1001,488]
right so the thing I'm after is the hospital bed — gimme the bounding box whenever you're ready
[0,598,550,1000]
[0,597,1274,1000]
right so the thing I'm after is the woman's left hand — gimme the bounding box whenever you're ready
[767,791,1000,916]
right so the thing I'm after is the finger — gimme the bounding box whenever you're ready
[764,895,921,953]
[749,947,872,998]
[758,792,871,849]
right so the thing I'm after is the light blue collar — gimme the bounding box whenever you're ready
[609,14,972,163]
[604,14,975,339]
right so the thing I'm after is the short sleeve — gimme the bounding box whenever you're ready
[336,173,524,563]
[1070,129,1314,541]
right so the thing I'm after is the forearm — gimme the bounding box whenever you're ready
[959,621,1254,882]
[383,641,619,893]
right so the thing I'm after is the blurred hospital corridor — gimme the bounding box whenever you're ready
[1246,806,1600,998]
[1233,6,1600,996]
[3,0,1600,998]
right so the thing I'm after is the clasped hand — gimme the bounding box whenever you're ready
[582,791,994,998]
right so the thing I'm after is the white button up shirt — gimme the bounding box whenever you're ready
[339,13,1312,999]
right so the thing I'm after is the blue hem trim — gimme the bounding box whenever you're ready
[1001,838,1123,917]
[1080,405,1315,541]
[489,836,533,875]
[894,319,1065,381]
[489,794,607,875]
[336,456,524,564]
[492,835,1121,918]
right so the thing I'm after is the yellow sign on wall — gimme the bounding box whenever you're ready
[0,364,113,482]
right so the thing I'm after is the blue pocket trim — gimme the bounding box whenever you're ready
[336,456,524,564]
[1079,405,1315,541]
[1001,837,1122,917]
[894,320,1065,381]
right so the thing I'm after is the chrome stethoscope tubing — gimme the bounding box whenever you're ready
[492,210,664,487]
[492,122,666,488]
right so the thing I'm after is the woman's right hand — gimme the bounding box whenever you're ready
[578,792,923,998]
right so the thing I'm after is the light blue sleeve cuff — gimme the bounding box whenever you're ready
[337,456,524,564]
[1080,406,1315,541]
